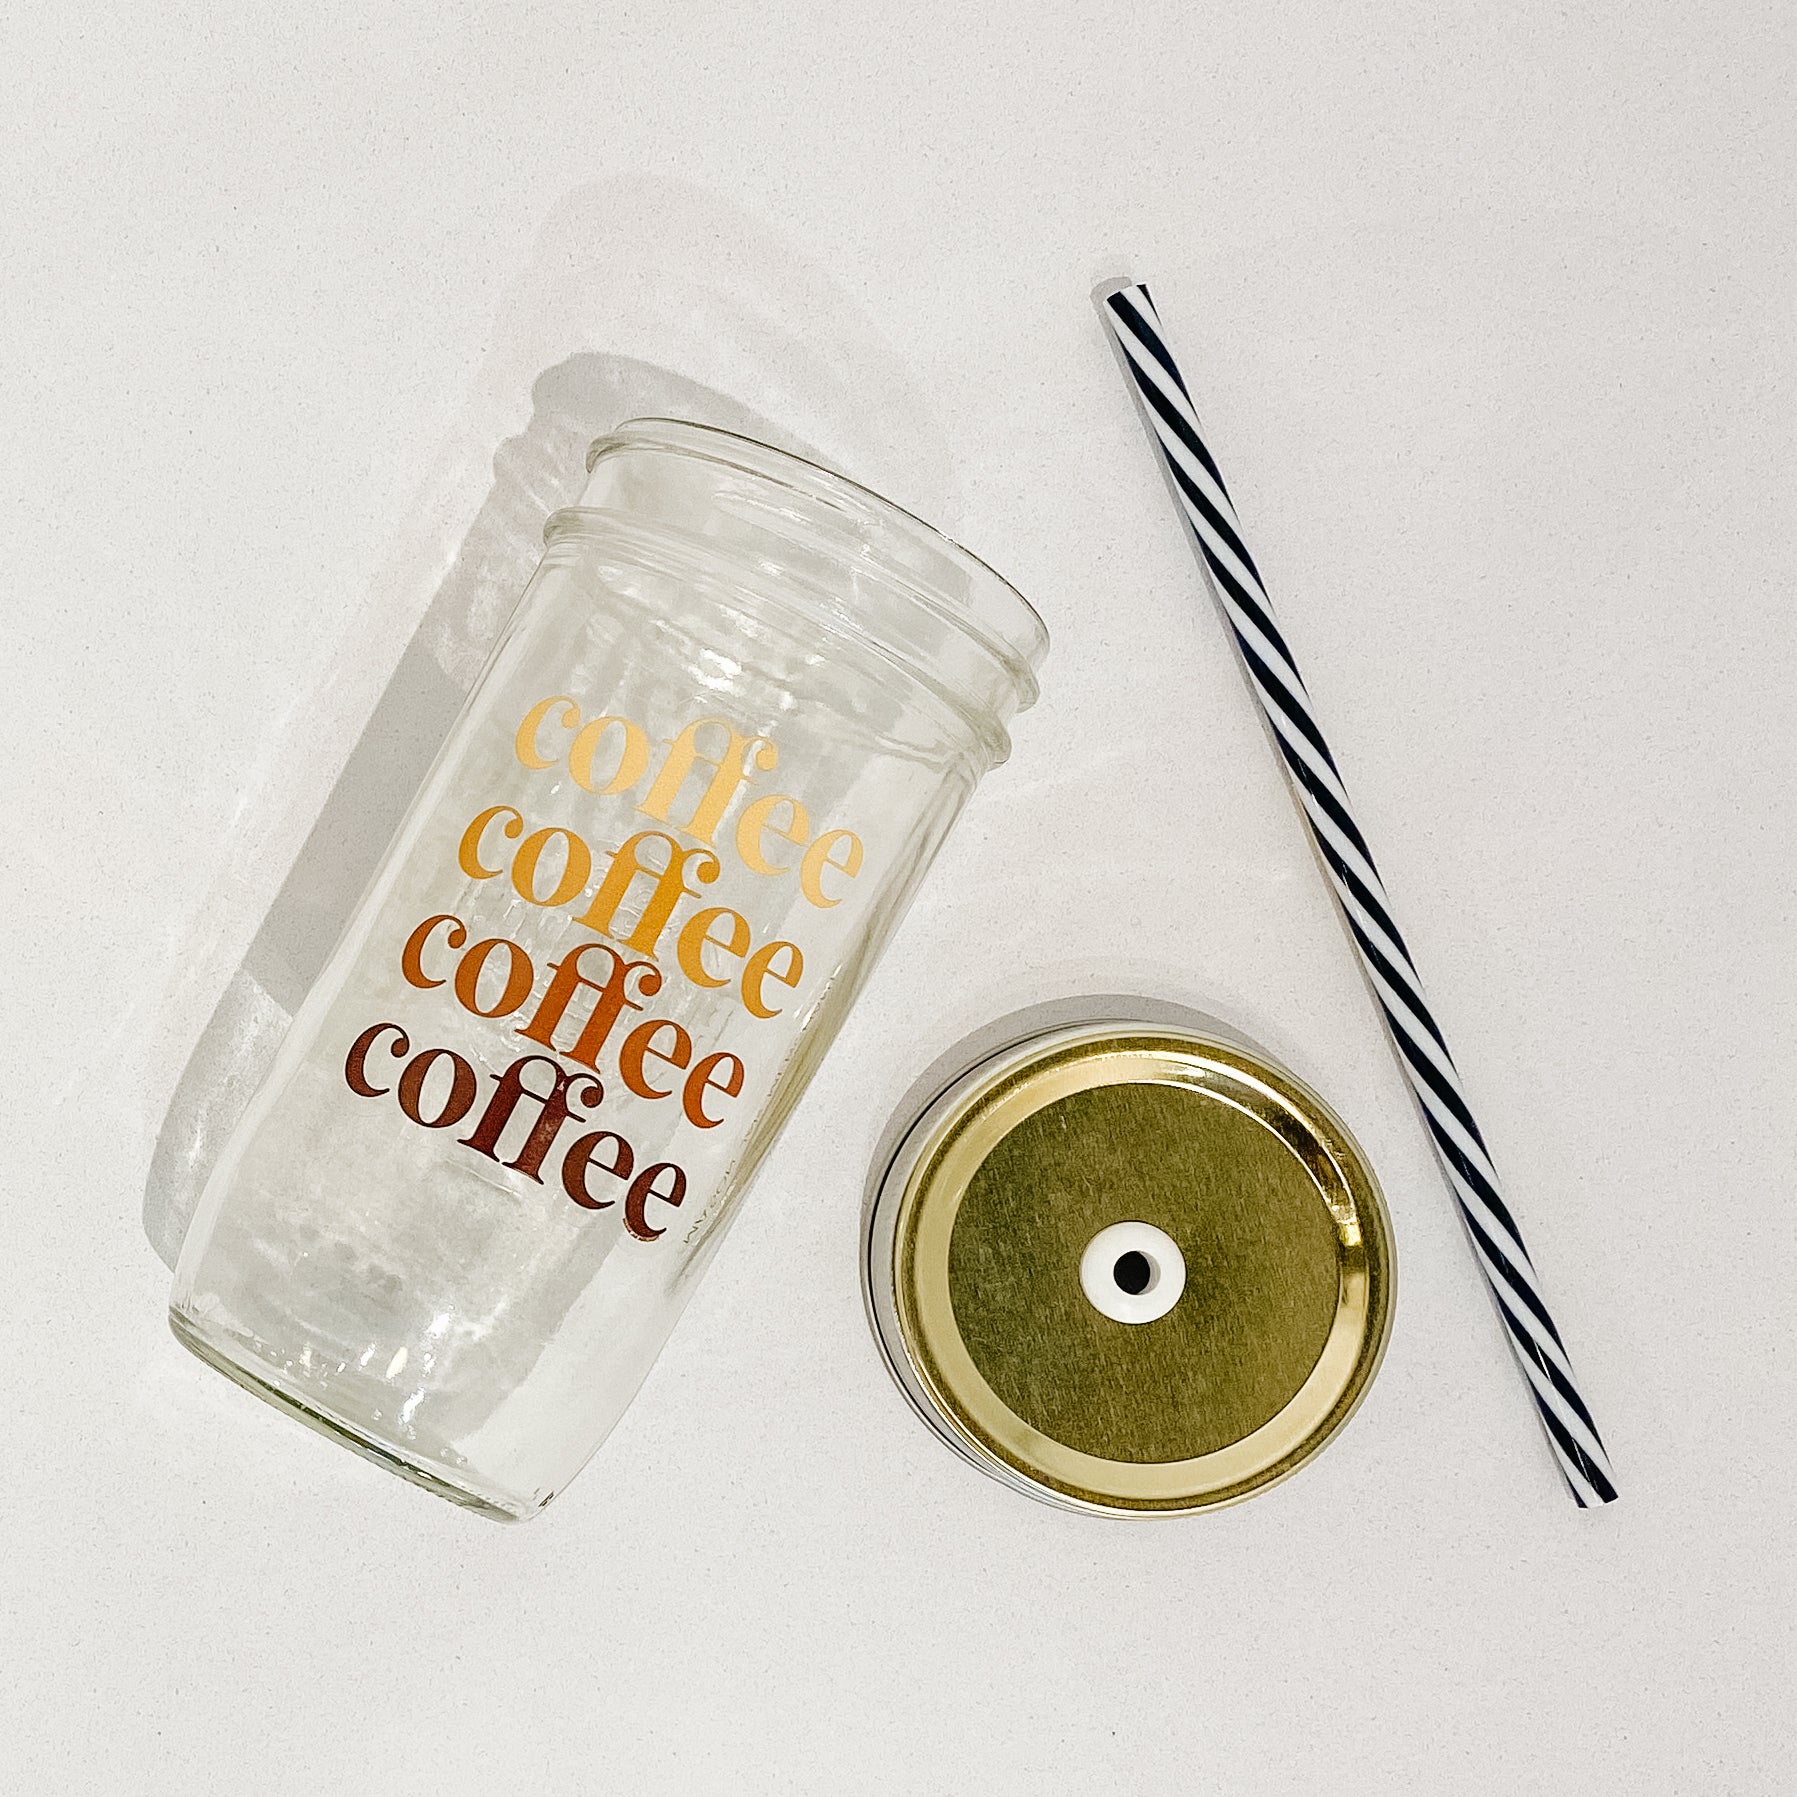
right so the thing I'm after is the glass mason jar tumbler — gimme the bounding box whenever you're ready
[171,419,1047,1518]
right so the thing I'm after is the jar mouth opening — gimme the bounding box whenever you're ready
[585,418,1048,708]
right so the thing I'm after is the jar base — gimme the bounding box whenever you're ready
[167,1307,539,1523]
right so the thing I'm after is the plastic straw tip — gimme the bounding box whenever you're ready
[1091,275,1145,312]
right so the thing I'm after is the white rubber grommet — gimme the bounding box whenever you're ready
[1078,1221,1187,1325]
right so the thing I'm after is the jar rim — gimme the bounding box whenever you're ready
[585,418,1048,707]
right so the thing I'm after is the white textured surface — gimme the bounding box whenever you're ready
[3,4,1793,1791]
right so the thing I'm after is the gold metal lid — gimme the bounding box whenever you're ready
[864,1019,1393,1514]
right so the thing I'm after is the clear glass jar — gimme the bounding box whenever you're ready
[170,419,1046,1519]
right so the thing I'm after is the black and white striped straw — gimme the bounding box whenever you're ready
[1099,280,1616,1506]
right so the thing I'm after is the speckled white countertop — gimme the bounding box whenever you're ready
[3,4,1792,1790]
